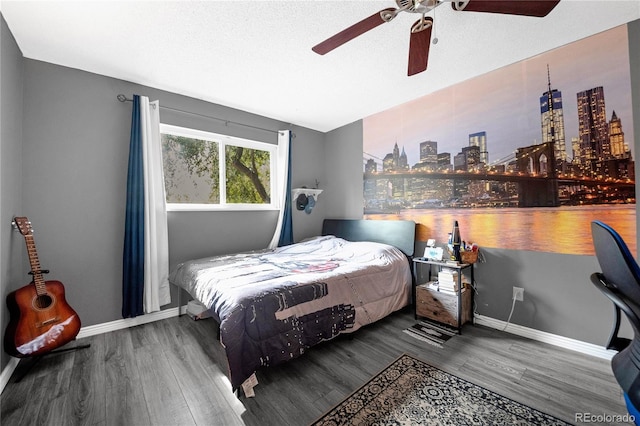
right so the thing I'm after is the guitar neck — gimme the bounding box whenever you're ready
[24,234,47,295]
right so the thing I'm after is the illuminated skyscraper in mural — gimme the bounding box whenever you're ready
[571,137,581,163]
[399,146,408,169]
[539,66,567,166]
[420,141,438,163]
[365,158,377,173]
[609,110,628,158]
[468,132,488,167]
[577,86,608,174]
[384,142,409,171]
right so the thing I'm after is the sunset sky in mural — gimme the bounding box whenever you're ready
[363,24,633,168]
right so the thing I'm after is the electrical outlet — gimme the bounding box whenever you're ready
[513,286,524,302]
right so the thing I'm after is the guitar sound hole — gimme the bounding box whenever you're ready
[34,294,53,309]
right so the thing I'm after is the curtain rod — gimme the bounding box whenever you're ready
[116,94,289,137]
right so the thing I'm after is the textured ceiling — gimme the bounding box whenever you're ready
[1,1,639,132]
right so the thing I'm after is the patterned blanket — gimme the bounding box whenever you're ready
[169,236,411,391]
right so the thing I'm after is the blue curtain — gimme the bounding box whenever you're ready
[278,133,293,246]
[122,95,145,318]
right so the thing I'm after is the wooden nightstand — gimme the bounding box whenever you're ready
[416,284,472,329]
[412,258,474,333]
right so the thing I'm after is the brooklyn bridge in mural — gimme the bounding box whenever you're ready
[364,134,635,211]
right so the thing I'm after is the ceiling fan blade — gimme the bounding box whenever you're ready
[452,0,560,17]
[312,8,397,55]
[408,17,433,76]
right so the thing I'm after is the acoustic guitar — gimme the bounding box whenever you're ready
[4,217,81,358]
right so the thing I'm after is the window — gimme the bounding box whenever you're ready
[160,124,277,211]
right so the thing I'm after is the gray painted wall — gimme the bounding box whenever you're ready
[18,57,326,323]
[0,15,26,374]
[324,122,364,219]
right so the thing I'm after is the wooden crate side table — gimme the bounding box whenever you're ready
[412,258,474,333]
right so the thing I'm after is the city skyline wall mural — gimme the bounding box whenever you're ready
[363,24,635,256]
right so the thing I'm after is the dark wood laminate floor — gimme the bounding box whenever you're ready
[0,308,629,425]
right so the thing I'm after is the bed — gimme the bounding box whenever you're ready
[169,219,416,393]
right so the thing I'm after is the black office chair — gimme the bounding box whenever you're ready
[590,220,640,421]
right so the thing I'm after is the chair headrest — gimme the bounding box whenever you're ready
[591,220,640,305]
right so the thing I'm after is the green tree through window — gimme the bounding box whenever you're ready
[225,145,270,203]
[160,125,274,207]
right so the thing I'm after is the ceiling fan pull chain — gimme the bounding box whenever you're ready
[432,8,439,44]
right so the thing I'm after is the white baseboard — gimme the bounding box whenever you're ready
[474,314,617,360]
[0,305,187,394]
[0,357,20,394]
[76,305,187,339]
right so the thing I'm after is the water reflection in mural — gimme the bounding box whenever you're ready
[367,204,636,256]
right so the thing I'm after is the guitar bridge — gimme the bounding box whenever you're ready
[37,317,60,328]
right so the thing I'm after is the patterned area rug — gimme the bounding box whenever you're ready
[311,354,571,426]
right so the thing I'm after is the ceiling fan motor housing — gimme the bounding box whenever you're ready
[396,0,443,14]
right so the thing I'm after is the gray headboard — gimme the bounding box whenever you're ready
[321,219,416,257]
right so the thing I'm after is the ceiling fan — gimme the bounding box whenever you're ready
[312,0,561,76]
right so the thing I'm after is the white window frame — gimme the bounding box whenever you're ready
[160,124,278,212]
